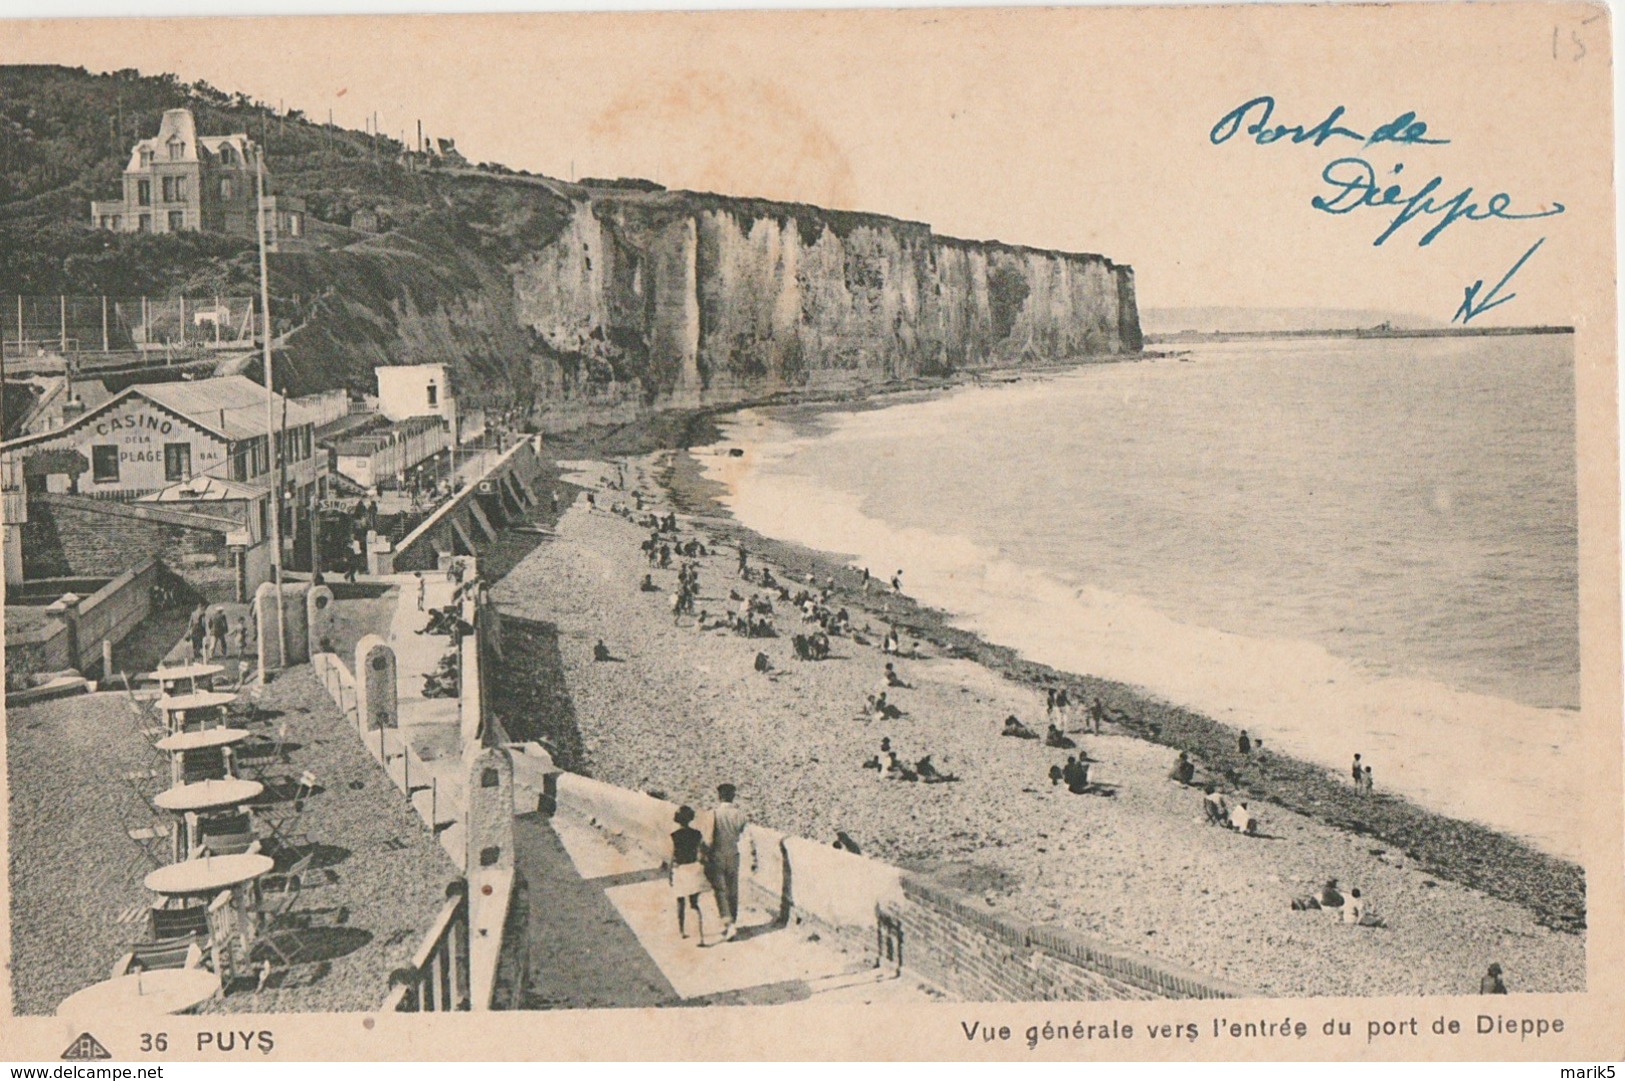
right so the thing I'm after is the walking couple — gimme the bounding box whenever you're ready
[669,783,748,946]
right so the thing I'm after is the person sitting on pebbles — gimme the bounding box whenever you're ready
[1002,715,1040,740]
[1229,799,1259,835]
[593,639,613,662]
[868,691,902,721]
[884,663,911,689]
[1291,877,1346,912]
[1168,751,1196,785]
[1062,755,1091,794]
[1045,724,1076,749]
[1202,784,1230,826]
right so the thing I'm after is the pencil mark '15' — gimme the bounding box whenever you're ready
[1453,237,1545,325]
[1553,25,1586,61]
[1311,157,1565,246]
[1209,95,1449,148]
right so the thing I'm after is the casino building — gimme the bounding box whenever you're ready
[0,375,326,506]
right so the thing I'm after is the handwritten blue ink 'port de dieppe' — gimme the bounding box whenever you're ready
[1311,158,1565,247]
[1454,237,1546,325]
[1209,95,1449,147]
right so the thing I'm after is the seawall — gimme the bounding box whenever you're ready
[550,771,1243,1002]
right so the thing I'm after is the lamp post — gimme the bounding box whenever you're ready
[255,147,285,667]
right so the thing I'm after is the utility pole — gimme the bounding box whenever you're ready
[256,147,286,668]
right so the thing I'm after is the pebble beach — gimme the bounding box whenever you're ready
[492,454,1585,1000]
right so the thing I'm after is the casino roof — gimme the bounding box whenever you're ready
[1,375,324,451]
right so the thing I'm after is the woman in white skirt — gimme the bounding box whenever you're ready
[670,805,719,945]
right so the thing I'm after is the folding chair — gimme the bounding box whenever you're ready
[120,767,165,811]
[257,789,312,859]
[253,851,315,968]
[226,684,265,727]
[121,674,165,741]
[233,724,290,782]
[126,820,172,868]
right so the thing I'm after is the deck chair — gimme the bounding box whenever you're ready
[111,937,206,978]
[180,747,229,785]
[206,889,243,989]
[195,822,259,858]
[198,810,251,835]
[149,904,211,943]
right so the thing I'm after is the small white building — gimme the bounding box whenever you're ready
[376,364,457,434]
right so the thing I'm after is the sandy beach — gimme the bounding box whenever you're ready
[492,455,1584,999]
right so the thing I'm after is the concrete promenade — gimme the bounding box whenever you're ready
[378,562,929,1008]
[529,806,931,1007]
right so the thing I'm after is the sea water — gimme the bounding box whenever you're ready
[698,336,1582,859]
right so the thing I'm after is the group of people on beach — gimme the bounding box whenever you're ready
[576,460,1466,978]
[667,783,748,946]
[861,736,957,783]
[1351,752,1376,795]
[995,682,1132,796]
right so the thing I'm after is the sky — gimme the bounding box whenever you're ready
[0,4,1613,327]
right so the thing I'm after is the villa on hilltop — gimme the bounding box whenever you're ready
[90,108,306,248]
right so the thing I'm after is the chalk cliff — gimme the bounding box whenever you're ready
[275,181,1139,427]
[507,190,1139,423]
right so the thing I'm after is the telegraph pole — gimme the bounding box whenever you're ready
[256,146,286,668]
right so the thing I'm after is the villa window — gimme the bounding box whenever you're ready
[219,176,233,199]
[426,382,438,407]
[137,180,150,206]
[168,210,184,231]
[140,150,153,167]
[168,138,184,161]
[137,214,151,233]
[92,445,120,484]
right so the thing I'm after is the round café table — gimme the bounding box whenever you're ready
[156,690,238,734]
[155,727,250,753]
[153,777,263,814]
[153,663,225,695]
[58,968,220,1017]
[154,778,264,860]
[144,852,274,897]
[155,727,250,785]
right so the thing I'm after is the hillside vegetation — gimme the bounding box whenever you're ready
[0,65,1140,419]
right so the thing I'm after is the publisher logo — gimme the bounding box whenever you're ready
[61,1033,112,1061]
